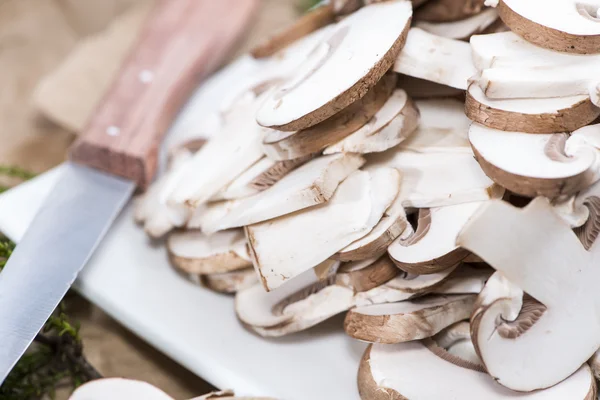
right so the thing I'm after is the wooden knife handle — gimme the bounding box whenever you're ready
[70,0,258,189]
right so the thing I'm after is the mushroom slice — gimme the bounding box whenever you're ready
[250,4,335,59]
[335,255,399,292]
[414,0,486,22]
[133,147,194,238]
[396,75,464,99]
[416,8,499,41]
[457,183,600,391]
[247,168,401,290]
[201,153,365,234]
[69,378,174,400]
[256,1,412,131]
[388,202,485,274]
[469,31,600,70]
[202,268,257,294]
[385,263,456,293]
[235,263,354,336]
[476,62,600,106]
[334,201,408,261]
[323,89,420,154]
[465,84,599,134]
[393,28,477,90]
[262,73,396,160]
[167,230,251,275]
[344,294,476,343]
[358,334,596,399]
[469,123,599,198]
[211,155,311,201]
[496,0,600,54]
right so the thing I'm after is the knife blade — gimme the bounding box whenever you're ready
[0,0,257,382]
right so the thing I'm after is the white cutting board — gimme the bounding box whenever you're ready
[0,54,366,399]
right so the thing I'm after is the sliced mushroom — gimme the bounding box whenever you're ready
[385,262,457,293]
[457,183,600,391]
[167,230,251,275]
[323,89,420,154]
[469,31,599,70]
[388,202,486,274]
[256,1,412,131]
[465,84,599,134]
[469,123,599,198]
[393,28,477,90]
[344,294,476,343]
[202,153,365,234]
[250,4,335,59]
[334,201,408,261]
[335,255,399,292]
[496,0,600,54]
[358,331,596,399]
[202,268,257,294]
[416,8,499,41]
[589,350,600,381]
[211,155,311,201]
[414,0,486,23]
[247,168,401,291]
[69,378,174,400]
[168,86,273,209]
[262,73,396,160]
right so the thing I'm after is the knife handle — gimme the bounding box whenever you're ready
[70,0,258,189]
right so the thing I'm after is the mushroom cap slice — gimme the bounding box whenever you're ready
[388,202,485,274]
[414,0,486,23]
[324,89,420,155]
[334,201,408,262]
[168,87,271,209]
[457,186,600,391]
[250,4,335,59]
[68,378,174,400]
[431,263,492,295]
[469,123,599,198]
[358,336,596,399]
[167,229,251,275]
[465,84,599,134]
[202,268,257,294]
[469,31,599,70]
[416,8,499,41]
[335,255,399,292]
[256,1,412,131]
[262,73,397,160]
[497,0,600,54]
[476,62,600,105]
[393,28,477,90]
[247,168,401,291]
[201,153,365,234]
[344,294,476,343]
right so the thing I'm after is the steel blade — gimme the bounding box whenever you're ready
[0,162,134,381]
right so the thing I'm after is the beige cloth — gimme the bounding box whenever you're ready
[0,0,299,398]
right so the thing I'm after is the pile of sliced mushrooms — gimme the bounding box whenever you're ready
[134,0,600,398]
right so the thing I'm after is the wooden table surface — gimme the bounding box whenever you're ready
[0,0,302,397]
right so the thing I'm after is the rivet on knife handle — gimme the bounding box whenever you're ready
[70,0,258,189]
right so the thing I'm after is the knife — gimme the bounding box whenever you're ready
[0,0,257,381]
